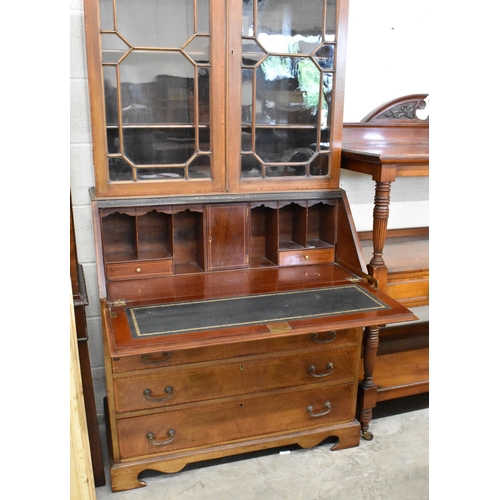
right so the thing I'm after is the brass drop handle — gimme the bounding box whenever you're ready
[143,386,173,402]
[311,331,337,344]
[307,401,332,418]
[141,352,171,365]
[308,362,334,378]
[146,429,175,446]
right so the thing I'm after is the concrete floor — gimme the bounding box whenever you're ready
[94,404,429,500]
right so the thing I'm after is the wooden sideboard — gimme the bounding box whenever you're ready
[341,94,429,403]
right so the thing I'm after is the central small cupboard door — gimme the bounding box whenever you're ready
[206,204,249,270]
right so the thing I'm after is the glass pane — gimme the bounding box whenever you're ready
[137,167,185,180]
[242,69,253,124]
[310,154,329,176]
[99,0,114,31]
[325,0,337,41]
[188,155,211,178]
[119,51,194,125]
[256,56,319,126]
[101,33,129,63]
[116,0,194,48]
[109,158,133,181]
[123,128,195,165]
[241,127,252,151]
[199,127,210,151]
[321,72,333,128]
[185,35,210,64]
[314,44,335,70]
[103,66,118,126]
[106,127,120,155]
[265,165,306,177]
[241,155,262,178]
[198,68,210,126]
[197,0,210,34]
[256,0,323,53]
[255,128,316,163]
[242,0,254,36]
[242,38,265,66]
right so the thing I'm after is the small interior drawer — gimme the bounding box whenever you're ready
[106,259,173,280]
[278,247,335,267]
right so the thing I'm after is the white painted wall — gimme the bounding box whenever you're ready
[69,0,430,419]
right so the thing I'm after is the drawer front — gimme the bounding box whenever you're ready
[112,328,360,373]
[106,259,173,280]
[114,347,358,413]
[278,248,335,267]
[116,382,355,459]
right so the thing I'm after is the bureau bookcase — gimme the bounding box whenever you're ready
[84,0,415,491]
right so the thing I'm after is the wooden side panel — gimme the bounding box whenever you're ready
[335,192,366,272]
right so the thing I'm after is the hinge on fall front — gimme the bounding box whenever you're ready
[109,299,127,307]
[336,258,379,290]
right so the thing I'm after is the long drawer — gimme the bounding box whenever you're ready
[112,328,360,373]
[113,347,358,413]
[116,382,355,459]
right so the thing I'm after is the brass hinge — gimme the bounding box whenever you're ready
[109,299,127,307]
[336,258,379,289]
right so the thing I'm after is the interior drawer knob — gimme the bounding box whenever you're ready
[307,401,332,418]
[143,386,174,402]
[136,268,141,273]
[308,362,334,378]
[146,429,175,446]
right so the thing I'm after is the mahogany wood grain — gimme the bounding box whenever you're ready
[103,268,415,357]
[357,326,379,439]
[369,348,429,402]
[113,347,358,413]
[108,421,361,492]
[116,383,356,460]
[342,120,429,289]
[206,204,249,270]
[112,328,361,373]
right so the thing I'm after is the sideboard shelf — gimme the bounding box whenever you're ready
[358,227,429,308]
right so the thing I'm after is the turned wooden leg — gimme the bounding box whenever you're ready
[357,325,380,440]
[367,181,392,289]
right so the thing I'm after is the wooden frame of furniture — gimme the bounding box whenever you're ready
[82,1,418,492]
[341,94,429,404]
[91,190,415,491]
[71,199,106,487]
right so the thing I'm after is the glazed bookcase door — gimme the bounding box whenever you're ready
[85,0,226,197]
[227,0,348,192]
